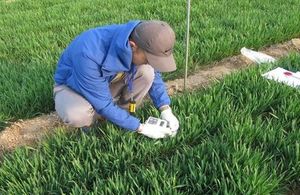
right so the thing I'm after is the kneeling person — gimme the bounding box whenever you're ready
[53,20,180,139]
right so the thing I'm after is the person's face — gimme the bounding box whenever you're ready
[129,40,148,65]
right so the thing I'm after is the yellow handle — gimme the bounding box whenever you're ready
[129,102,136,113]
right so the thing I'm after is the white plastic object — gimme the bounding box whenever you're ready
[145,117,169,128]
[241,47,276,64]
[262,67,300,88]
[138,117,172,139]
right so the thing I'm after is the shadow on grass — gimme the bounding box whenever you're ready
[0,121,9,132]
[286,184,300,195]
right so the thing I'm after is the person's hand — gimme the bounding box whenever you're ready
[160,107,179,135]
[137,124,172,139]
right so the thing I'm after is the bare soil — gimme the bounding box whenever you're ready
[0,38,299,158]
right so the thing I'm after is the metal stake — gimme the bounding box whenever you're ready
[184,0,191,91]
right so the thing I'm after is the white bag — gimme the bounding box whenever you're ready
[262,67,300,88]
[241,47,276,64]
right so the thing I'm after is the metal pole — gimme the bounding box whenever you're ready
[184,0,191,91]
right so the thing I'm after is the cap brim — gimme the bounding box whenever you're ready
[145,52,176,72]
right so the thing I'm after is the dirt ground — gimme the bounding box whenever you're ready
[0,38,300,158]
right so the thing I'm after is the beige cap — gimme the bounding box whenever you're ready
[131,20,176,72]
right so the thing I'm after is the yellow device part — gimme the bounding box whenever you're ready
[129,100,136,113]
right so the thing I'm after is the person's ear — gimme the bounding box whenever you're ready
[129,40,138,52]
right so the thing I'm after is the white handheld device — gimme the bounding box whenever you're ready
[145,117,169,128]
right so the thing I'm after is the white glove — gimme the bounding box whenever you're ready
[137,123,172,139]
[160,107,179,135]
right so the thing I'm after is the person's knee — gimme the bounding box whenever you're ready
[136,64,155,85]
[60,106,95,127]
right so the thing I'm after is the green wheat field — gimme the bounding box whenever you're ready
[1,0,300,194]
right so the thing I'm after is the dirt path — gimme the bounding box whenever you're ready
[167,38,300,93]
[1,38,300,157]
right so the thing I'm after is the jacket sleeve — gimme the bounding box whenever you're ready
[148,71,171,109]
[71,54,140,131]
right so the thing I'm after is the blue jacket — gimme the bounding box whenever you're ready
[54,20,171,131]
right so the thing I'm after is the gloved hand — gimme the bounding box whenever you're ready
[137,123,172,139]
[160,107,179,135]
